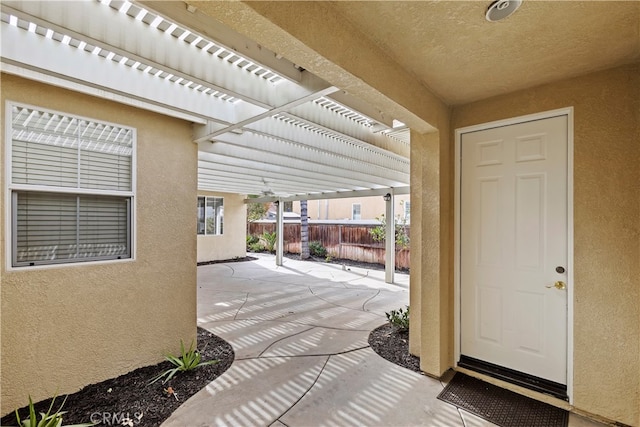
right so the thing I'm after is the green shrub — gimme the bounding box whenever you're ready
[370,214,410,249]
[248,242,265,252]
[150,340,218,385]
[385,306,409,332]
[14,395,92,427]
[260,232,277,253]
[309,241,327,257]
[369,221,386,242]
[246,235,262,252]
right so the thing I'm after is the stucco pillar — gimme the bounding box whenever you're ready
[413,130,453,377]
[409,132,423,356]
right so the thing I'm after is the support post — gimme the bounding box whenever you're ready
[384,192,395,283]
[275,199,284,266]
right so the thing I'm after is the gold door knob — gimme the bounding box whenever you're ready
[546,281,566,290]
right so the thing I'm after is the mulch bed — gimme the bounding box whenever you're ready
[368,323,421,373]
[282,252,410,273]
[1,328,234,427]
[197,256,257,266]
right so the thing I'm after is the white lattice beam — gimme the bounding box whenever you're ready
[2,1,331,112]
[242,116,409,171]
[201,136,409,185]
[0,22,234,125]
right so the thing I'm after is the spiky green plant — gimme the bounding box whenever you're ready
[149,340,218,385]
[260,231,277,253]
[14,395,93,427]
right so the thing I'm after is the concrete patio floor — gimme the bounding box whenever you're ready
[162,253,606,427]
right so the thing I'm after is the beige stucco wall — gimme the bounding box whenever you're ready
[197,191,247,262]
[451,63,640,426]
[0,74,198,415]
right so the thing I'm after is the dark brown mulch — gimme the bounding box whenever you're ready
[281,252,410,273]
[368,323,421,373]
[197,256,257,266]
[1,328,234,427]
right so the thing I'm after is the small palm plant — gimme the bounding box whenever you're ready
[260,231,277,253]
[150,340,219,385]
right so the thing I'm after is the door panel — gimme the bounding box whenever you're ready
[460,115,568,384]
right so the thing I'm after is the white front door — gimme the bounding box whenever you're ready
[460,115,568,384]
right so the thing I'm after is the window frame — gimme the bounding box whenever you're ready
[197,196,224,236]
[352,203,362,220]
[404,201,411,222]
[5,101,137,270]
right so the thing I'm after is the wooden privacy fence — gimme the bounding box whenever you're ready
[248,222,410,270]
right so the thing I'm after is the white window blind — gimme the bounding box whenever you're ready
[9,104,134,267]
[15,192,129,263]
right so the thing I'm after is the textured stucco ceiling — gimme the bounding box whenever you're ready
[327,1,640,105]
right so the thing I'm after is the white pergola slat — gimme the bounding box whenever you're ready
[249,186,410,204]
[197,155,382,192]
[245,115,408,169]
[193,85,341,142]
[1,1,330,109]
[199,142,406,188]
[1,22,229,125]
[286,100,409,158]
[205,135,408,184]
[137,0,396,130]
[197,162,370,192]
[1,0,410,201]
[136,0,304,84]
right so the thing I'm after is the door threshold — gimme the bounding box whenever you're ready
[458,355,568,401]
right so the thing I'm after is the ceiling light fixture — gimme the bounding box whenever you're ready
[485,0,522,22]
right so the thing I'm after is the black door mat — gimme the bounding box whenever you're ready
[437,373,569,427]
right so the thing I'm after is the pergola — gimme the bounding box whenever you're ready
[1,0,410,281]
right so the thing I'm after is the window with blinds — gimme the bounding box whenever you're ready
[197,196,223,235]
[8,103,134,267]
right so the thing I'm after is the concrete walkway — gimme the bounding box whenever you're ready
[163,254,604,427]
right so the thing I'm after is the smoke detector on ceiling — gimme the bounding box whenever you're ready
[486,0,522,22]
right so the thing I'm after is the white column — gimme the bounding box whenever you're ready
[276,199,284,266]
[385,192,395,283]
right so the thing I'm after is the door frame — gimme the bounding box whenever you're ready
[453,107,575,403]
